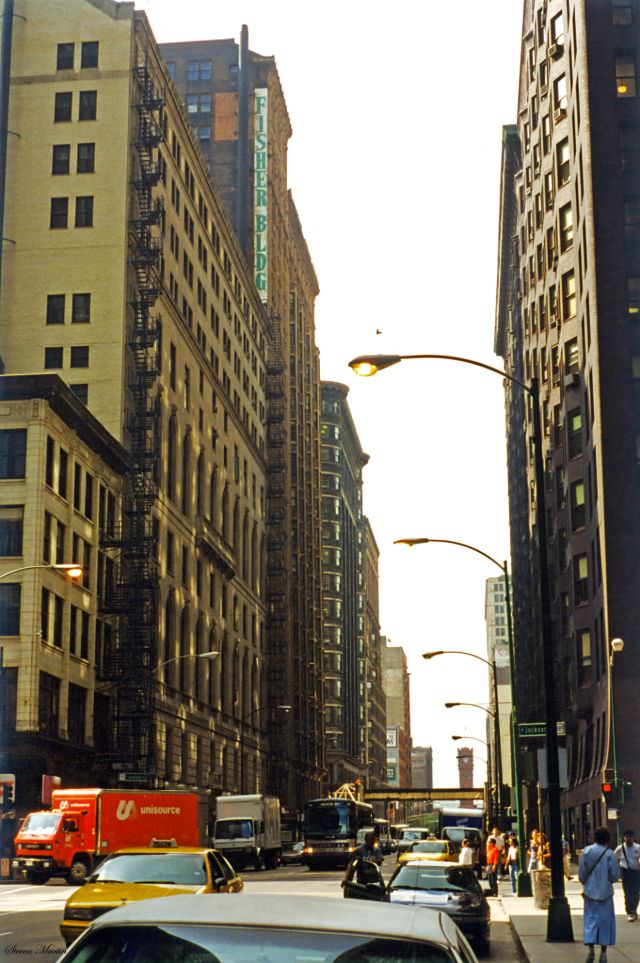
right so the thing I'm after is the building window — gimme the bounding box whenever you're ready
[565,337,580,371]
[78,90,97,120]
[550,11,565,45]
[0,583,20,635]
[166,61,176,81]
[624,200,640,242]
[72,292,91,323]
[553,74,568,115]
[570,480,586,530]
[0,429,26,479]
[186,60,212,82]
[68,683,87,744]
[46,294,65,324]
[54,92,72,122]
[559,203,573,251]
[568,408,583,458]
[577,628,592,685]
[557,138,571,186]
[197,125,211,142]
[620,125,640,171]
[52,144,70,175]
[0,506,23,556]
[56,43,74,70]
[38,672,60,736]
[75,196,93,227]
[81,41,99,69]
[59,448,68,499]
[50,197,69,229]
[186,94,212,114]
[44,346,63,369]
[562,270,577,319]
[45,436,55,487]
[84,472,94,519]
[77,142,95,173]
[613,0,633,25]
[70,345,89,368]
[70,384,88,405]
[53,594,64,647]
[628,277,640,318]
[616,57,637,97]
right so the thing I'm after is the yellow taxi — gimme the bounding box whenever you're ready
[396,839,457,865]
[60,845,243,946]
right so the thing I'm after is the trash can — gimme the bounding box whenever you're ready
[532,868,551,909]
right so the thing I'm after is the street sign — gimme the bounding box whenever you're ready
[118,772,151,785]
[518,721,566,738]
[607,808,618,819]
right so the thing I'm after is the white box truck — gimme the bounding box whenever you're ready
[213,794,281,870]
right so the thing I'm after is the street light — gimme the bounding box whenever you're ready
[452,735,487,744]
[607,638,625,844]
[239,704,292,794]
[154,650,219,672]
[445,701,494,716]
[0,562,83,580]
[350,351,572,940]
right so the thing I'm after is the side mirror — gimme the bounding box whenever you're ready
[213,877,226,891]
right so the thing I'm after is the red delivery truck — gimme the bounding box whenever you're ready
[13,788,209,884]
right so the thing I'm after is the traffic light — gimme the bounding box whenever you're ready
[601,780,614,800]
[1,781,14,810]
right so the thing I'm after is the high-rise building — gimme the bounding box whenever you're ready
[495,0,640,845]
[0,0,272,812]
[457,747,474,790]
[364,518,387,787]
[383,640,412,787]
[484,576,513,792]
[159,30,324,812]
[411,746,433,789]
[320,381,376,788]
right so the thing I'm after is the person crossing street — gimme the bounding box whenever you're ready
[614,829,640,922]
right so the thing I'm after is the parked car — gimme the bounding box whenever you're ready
[387,860,490,951]
[397,838,458,865]
[281,841,304,865]
[60,846,243,946]
[55,893,480,962]
[396,827,434,855]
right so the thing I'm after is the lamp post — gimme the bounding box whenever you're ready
[608,638,624,844]
[423,640,531,895]
[239,704,291,794]
[451,735,492,821]
[0,563,83,580]
[445,699,502,828]
[153,650,219,672]
[350,352,572,940]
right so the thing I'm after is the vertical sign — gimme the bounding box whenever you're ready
[254,89,268,302]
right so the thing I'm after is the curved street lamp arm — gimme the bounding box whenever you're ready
[395,537,505,573]
[446,700,496,717]
[424,649,494,672]
[349,353,531,395]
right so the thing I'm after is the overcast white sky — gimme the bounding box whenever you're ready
[140,0,525,788]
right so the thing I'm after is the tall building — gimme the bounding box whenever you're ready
[0,0,272,813]
[159,30,324,812]
[484,576,513,795]
[495,0,640,845]
[364,518,387,787]
[320,381,375,788]
[457,747,474,790]
[411,746,433,789]
[383,640,412,787]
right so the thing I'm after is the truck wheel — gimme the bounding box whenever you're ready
[26,871,48,885]
[66,859,89,885]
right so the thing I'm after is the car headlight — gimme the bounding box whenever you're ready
[64,907,94,921]
[303,847,314,854]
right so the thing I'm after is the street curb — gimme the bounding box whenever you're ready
[508,917,532,963]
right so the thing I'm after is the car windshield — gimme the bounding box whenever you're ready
[20,812,60,834]
[63,923,457,963]
[401,831,428,841]
[411,842,447,854]
[391,865,481,894]
[305,801,354,839]
[87,854,207,886]
[214,820,253,840]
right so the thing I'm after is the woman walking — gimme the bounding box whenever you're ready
[507,835,519,894]
[579,826,620,963]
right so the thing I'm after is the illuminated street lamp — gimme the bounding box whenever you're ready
[608,638,625,844]
[154,650,219,672]
[0,562,83,580]
[350,351,572,940]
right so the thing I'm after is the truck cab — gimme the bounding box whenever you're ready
[13,806,94,884]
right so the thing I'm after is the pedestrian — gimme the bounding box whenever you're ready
[614,828,640,922]
[562,834,573,880]
[486,836,500,896]
[507,835,519,894]
[527,829,540,872]
[459,838,474,866]
[492,825,506,875]
[579,825,620,963]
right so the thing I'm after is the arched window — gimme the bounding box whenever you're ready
[196,451,205,516]
[209,626,219,709]
[232,644,240,715]
[258,534,266,596]
[181,431,192,516]
[221,485,229,541]
[167,412,177,502]
[220,632,230,714]
[195,614,206,702]
[179,605,190,692]
[252,656,260,714]
[232,497,240,554]
[209,469,217,527]
[242,649,251,717]
[250,523,258,591]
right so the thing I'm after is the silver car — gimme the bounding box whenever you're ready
[55,892,480,962]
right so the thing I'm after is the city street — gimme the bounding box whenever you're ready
[0,857,524,961]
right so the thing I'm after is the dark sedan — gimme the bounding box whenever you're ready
[387,860,490,951]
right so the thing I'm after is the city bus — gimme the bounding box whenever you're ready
[303,796,375,868]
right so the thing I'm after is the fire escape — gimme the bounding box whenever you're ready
[101,61,164,782]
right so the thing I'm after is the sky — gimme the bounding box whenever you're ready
[139,0,525,788]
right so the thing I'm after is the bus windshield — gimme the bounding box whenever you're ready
[305,801,356,839]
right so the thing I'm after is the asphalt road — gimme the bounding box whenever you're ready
[0,858,525,961]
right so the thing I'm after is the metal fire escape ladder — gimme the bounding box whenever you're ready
[108,60,164,781]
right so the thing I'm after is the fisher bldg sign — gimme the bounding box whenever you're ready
[254,89,268,302]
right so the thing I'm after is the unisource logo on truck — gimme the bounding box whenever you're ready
[115,800,182,821]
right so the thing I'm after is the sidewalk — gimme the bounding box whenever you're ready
[498,875,640,962]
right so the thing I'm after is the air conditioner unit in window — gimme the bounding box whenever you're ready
[549,40,564,59]
[564,372,580,389]
[553,106,567,122]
